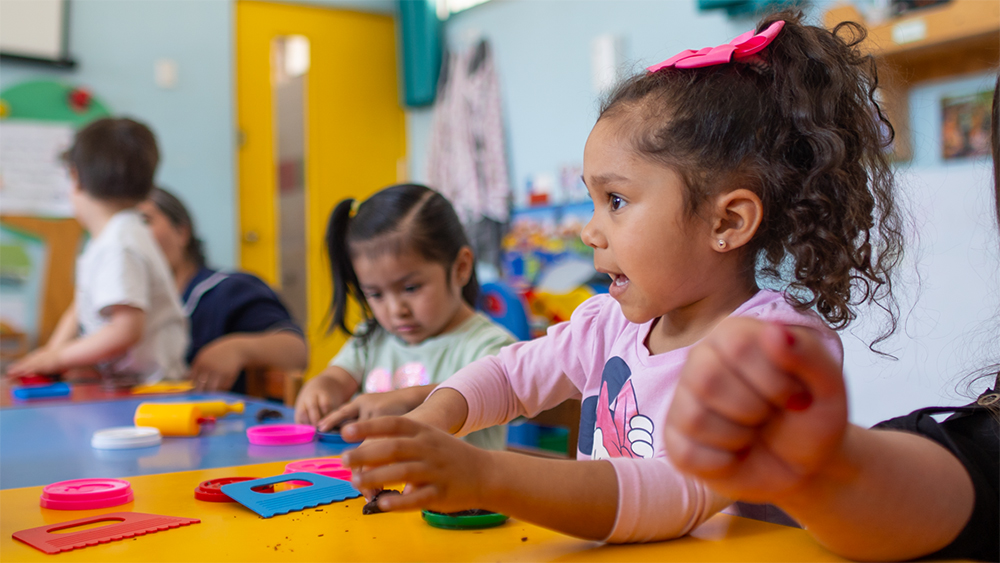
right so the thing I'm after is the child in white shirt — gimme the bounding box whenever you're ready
[9,118,187,384]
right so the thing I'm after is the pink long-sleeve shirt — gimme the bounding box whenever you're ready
[438,290,843,543]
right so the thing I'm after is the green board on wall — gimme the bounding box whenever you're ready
[0,79,110,127]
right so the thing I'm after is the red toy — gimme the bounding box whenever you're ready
[13,512,199,554]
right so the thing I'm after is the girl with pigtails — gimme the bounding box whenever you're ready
[340,10,904,544]
[294,184,515,451]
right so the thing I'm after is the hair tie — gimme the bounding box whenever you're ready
[349,199,361,218]
[647,20,785,72]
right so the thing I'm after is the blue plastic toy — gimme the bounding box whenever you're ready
[11,382,71,401]
[478,281,531,341]
[219,472,361,518]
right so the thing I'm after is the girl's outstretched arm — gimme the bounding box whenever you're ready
[341,416,619,540]
[664,317,975,561]
[405,387,470,433]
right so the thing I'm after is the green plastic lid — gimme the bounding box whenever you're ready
[421,509,508,530]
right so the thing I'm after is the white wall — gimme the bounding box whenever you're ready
[843,72,999,425]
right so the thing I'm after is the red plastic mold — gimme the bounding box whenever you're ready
[194,477,270,502]
[13,512,200,554]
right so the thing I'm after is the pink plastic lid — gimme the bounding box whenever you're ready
[283,458,352,481]
[246,424,316,446]
[40,478,134,510]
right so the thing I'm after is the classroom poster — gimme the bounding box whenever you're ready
[0,120,75,217]
[941,90,993,161]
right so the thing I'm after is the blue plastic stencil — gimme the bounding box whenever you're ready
[219,472,361,518]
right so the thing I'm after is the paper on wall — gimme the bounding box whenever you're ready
[0,120,75,217]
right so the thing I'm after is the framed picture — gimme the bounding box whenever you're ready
[941,89,993,160]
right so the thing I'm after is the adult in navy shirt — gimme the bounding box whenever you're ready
[138,188,307,393]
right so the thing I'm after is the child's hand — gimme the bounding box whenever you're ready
[663,318,848,504]
[7,347,63,378]
[189,338,246,392]
[294,376,341,425]
[317,387,428,432]
[341,416,493,514]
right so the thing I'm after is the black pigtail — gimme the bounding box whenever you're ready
[326,198,373,338]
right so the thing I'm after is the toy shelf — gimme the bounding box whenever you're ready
[824,0,1000,160]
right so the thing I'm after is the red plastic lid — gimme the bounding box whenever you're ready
[194,477,270,502]
[246,424,316,446]
[283,458,352,481]
[18,374,58,386]
[40,479,133,510]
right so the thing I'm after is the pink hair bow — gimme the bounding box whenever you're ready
[647,20,785,72]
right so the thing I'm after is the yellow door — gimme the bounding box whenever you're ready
[236,1,406,379]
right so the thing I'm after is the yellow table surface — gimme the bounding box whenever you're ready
[1,459,847,562]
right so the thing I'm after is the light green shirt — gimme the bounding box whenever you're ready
[330,312,515,450]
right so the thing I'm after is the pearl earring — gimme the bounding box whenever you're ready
[717,239,727,249]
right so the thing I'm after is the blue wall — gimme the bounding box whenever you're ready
[407,0,758,201]
[0,0,236,267]
[0,0,392,269]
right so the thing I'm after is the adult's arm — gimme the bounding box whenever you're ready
[663,318,979,561]
[191,330,307,392]
[777,425,975,561]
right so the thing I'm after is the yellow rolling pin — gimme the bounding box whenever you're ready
[133,401,244,437]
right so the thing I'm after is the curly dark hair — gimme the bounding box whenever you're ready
[599,9,903,347]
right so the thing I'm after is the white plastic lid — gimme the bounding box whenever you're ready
[91,426,162,450]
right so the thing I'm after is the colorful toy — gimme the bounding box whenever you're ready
[40,478,133,510]
[246,424,315,445]
[316,430,349,445]
[91,426,162,450]
[133,402,218,437]
[194,477,269,502]
[479,281,531,341]
[188,400,244,417]
[13,512,199,554]
[17,374,59,386]
[220,472,361,518]
[284,458,352,482]
[131,381,195,394]
[422,509,509,530]
[11,382,70,400]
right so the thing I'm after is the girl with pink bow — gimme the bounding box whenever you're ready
[338,10,904,544]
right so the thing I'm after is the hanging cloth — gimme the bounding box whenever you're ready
[427,39,511,225]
